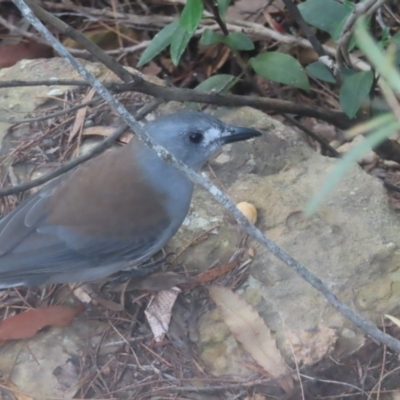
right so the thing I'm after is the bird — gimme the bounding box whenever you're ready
[0,111,261,289]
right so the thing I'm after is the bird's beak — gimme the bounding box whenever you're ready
[220,125,262,144]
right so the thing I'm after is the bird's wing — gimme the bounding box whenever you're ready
[0,144,172,285]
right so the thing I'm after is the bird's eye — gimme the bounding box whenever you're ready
[188,131,204,144]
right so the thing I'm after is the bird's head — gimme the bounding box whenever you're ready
[144,111,262,170]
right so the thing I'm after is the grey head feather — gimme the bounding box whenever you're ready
[141,111,228,170]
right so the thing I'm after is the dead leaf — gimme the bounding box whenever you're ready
[385,314,400,327]
[82,126,115,137]
[142,61,162,76]
[145,288,181,342]
[209,286,293,393]
[82,126,133,143]
[247,247,255,258]
[194,262,239,284]
[0,41,52,69]
[71,285,92,303]
[0,304,84,341]
[68,89,96,143]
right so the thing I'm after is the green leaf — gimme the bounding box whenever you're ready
[217,0,231,19]
[186,74,238,109]
[340,67,356,79]
[200,29,224,46]
[137,21,179,67]
[298,0,353,41]
[306,62,335,83]
[250,52,310,90]
[305,117,400,215]
[223,32,254,51]
[170,27,192,66]
[180,0,204,34]
[195,74,238,93]
[339,70,374,118]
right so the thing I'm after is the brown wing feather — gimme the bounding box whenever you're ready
[47,141,171,239]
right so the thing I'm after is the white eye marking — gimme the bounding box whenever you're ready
[202,127,223,146]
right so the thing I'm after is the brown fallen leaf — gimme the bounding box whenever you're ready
[0,304,84,341]
[68,88,96,143]
[82,126,116,137]
[194,261,238,284]
[0,41,52,69]
[82,126,133,144]
[209,286,293,393]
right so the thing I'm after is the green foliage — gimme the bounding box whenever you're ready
[250,52,310,90]
[186,74,239,108]
[306,20,400,214]
[200,29,222,46]
[217,0,232,20]
[306,62,336,83]
[298,0,353,41]
[194,74,238,93]
[200,29,254,51]
[137,21,178,67]
[339,71,374,118]
[224,32,254,51]
[138,1,390,121]
[305,115,400,215]
[138,0,204,67]
[170,26,192,66]
[180,0,204,34]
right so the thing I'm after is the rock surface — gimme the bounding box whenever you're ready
[166,107,400,374]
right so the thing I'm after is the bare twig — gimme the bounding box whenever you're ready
[13,0,400,354]
[335,0,387,75]
[0,79,353,128]
[205,0,258,93]
[69,41,150,57]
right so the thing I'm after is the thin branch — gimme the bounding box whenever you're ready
[282,114,340,157]
[335,0,387,75]
[69,41,150,57]
[0,79,354,128]
[12,0,400,354]
[206,0,258,92]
